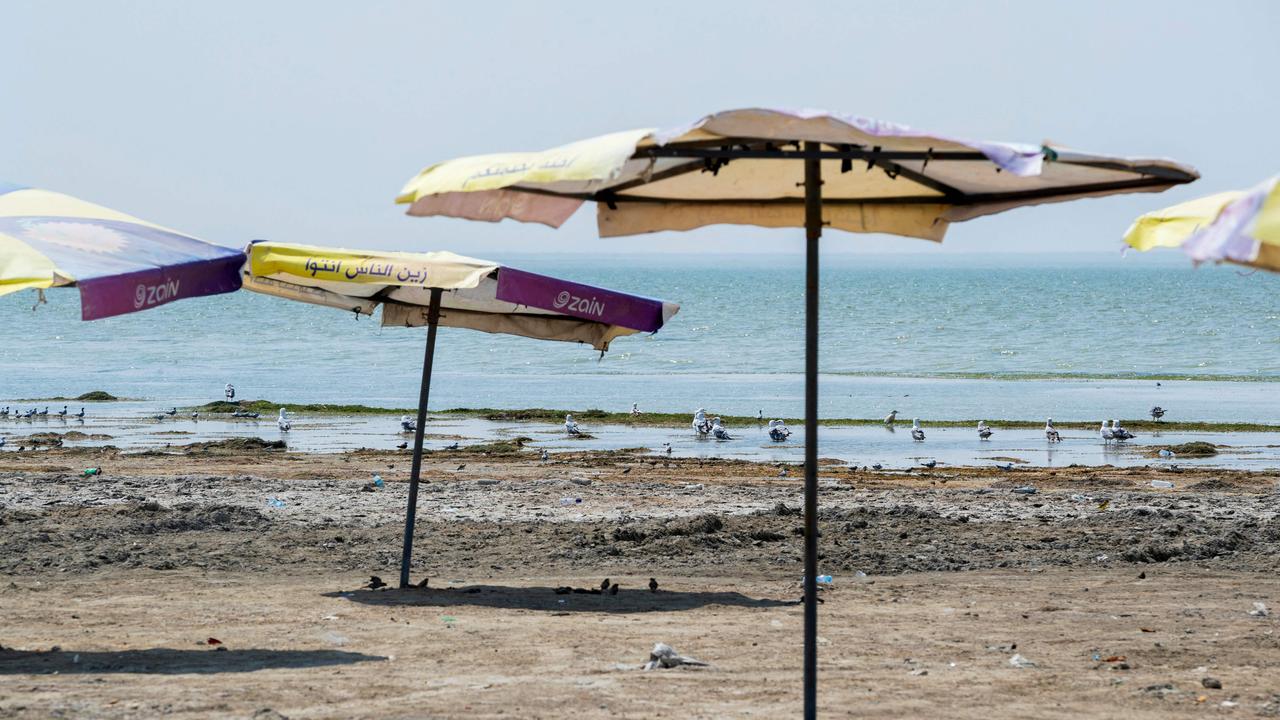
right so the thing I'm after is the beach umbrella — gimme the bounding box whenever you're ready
[0,182,243,319]
[1125,175,1280,271]
[241,241,679,587]
[395,107,1199,717]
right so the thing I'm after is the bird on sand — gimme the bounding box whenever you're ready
[540,448,549,462]
[884,410,898,426]
[364,576,387,590]
[455,464,466,471]
[995,462,1014,471]
[649,577,659,592]
[414,577,430,589]
[1044,418,1061,443]
[920,459,937,469]
[608,582,620,596]
[910,419,925,442]
[565,414,582,435]
[622,467,632,475]
[779,467,789,477]
[444,442,459,450]
[600,578,611,591]
[871,463,883,471]
[396,441,408,450]
[977,420,993,440]
[1150,406,1166,422]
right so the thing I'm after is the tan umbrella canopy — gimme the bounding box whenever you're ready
[395,107,1199,717]
[1125,176,1280,271]
[242,241,679,587]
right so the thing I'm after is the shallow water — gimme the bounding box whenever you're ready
[3,402,1275,471]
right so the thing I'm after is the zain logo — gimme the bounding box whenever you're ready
[133,279,181,309]
[552,290,606,317]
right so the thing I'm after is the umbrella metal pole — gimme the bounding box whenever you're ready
[803,142,822,719]
[399,287,444,589]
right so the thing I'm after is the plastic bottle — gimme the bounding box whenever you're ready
[559,497,582,506]
[1150,479,1174,489]
[816,575,834,585]
[81,467,101,477]
[372,474,384,488]
[267,497,286,508]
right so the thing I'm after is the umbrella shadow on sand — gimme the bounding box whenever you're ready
[0,647,386,675]
[325,585,793,613]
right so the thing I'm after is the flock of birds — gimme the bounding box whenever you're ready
[883,406,1168,445]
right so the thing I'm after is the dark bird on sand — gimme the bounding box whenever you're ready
[608,582,619,596]
[364,575,387,590]
[455,464,466,471]
[414,577,429,589]
[445,442,459,451]
[622,467,632,475]
[649,577,659,593]
[396,441,408,450]
[600,578,611,591]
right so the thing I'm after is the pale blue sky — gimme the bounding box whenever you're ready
[6,0,1278,257]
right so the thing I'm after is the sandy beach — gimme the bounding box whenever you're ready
[3,442,1278,718]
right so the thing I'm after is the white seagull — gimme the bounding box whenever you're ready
[1045,418,1061,443]
[977,420,993,440]
[692,408,711,436]
[400,415,416,432]
[565,414,582,435]
[631,402,640,416]
[910,419,925,442]
[711,417,732,440]
[225,383,235,401]
[884,410,899,426]
[767,419,791,442]
[1111,419,1135,441]
[1099,420,1114,445]
[277,408,292,432]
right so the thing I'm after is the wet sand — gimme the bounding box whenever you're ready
[2,444,1279,718]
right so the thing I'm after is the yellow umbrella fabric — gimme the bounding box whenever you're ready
[1124,176,1280,271]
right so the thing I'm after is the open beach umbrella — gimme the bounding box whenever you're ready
[395,107,1199,717]
[0,183,244,319]
[241,241,679,587]
[1125,175,1280,271]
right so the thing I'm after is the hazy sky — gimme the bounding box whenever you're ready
[6,1,1278,257]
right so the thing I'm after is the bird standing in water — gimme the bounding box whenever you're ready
[565,414,582,436]
[977,421,993,440]
[1044,418,1061,443]
[1150,406,1166,422]
[277,408,292,432]
[910,419,925,442]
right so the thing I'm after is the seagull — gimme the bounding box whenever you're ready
[663,443,672,456]
[649,577,659,593]
[364,575,387,590]
[600,578,611,591]
[37,407,48,417]
[1045,418,1061,443]
[224,383,235,401]
[608,582,619,596]
[0,437,6,448]
[692,408,711,436]
[400,415,416,432]
[277,408,292,432]
[920,459,937,469]
[779,467,789,477]
[565,414,582,436]
[455,464,466,471]
[977,420,993,440]
[1111,419,1134,441]
[56,406,67,418]
[444,442,459,451]
[1099,420,1114,445]
[871,463,883,471]
[396,441,408,450]
[1150,406,1166,422]
[0,407,8,418]
[631,402,641,416]
[711,417,732,440]
[164,407,177,416]
[884,410,899,426]
[757,409,764,421]
[910,418,925,442]
[767,419,791,442]
[540,448,549,462]
[996,462,1014,471]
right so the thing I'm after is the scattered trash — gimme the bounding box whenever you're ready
[1009,653,1037,668]
[1095,554,1109,562]
[206,637,222,646]
[1249,602,1269,618]
[441,615,457,625]
[1151,479,1175,489]
[81,467,101,477]
[816,575,833,585]
[1157,449,1175,458]
[476,479,499,486]
[1202,677,1223,689]
[1069,493,1089,502]
[372,474,384,488]
[1011,486,1037,495]
[570,477,592,486]
[266,497,286,508]
[643,642,709,671]
[910,668,928,676]
[559,497,582,506]
[854,570,869,582]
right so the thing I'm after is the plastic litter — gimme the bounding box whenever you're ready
[81,468,101,477]
[559,497,582,506]
[1009,653,1037,668]
[1151,479,1175,489]
[372,474,384,488]
[266,497,286,508]
[643,642,709,670]
[1012,486,1037,495]
[1249,602,1269,618]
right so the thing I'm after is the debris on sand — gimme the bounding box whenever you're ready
[181,438,287,454]
[1249,602,1269,618]
[1149,442,1218,458]
[643,642,709,670]
[1009,654,1037,668]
